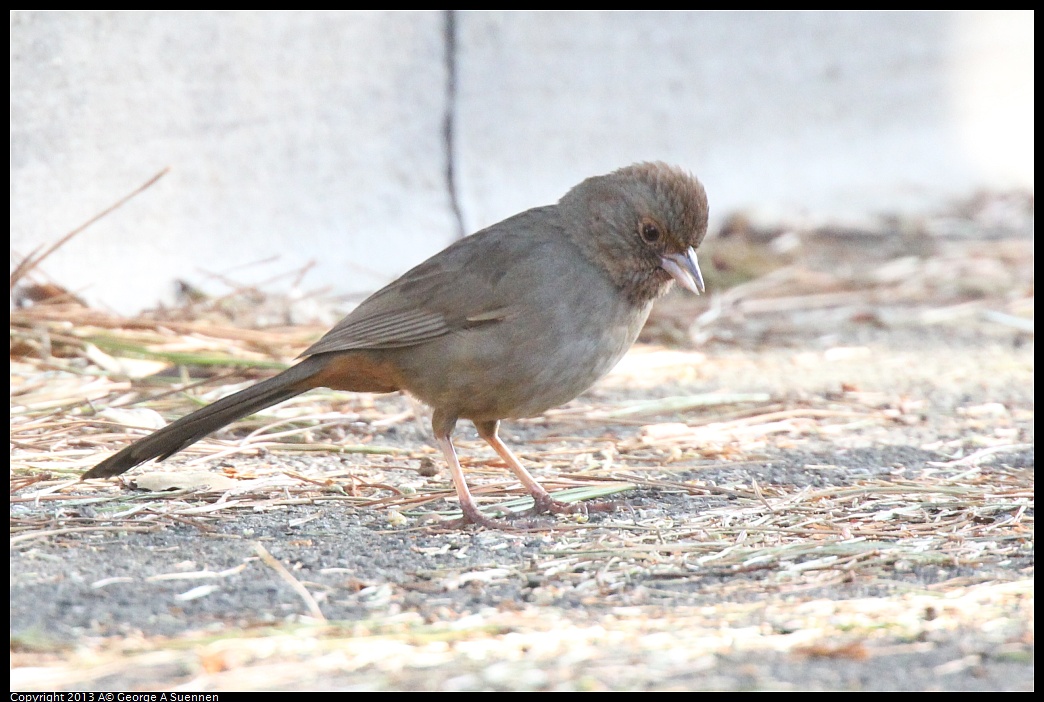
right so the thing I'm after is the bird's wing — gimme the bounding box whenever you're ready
[300,210,558,357]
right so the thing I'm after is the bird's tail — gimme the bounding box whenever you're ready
[82,356,328,480]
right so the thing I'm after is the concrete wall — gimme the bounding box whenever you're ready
[11,11,1033,314]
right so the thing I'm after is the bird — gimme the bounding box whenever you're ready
[82,162,709,528]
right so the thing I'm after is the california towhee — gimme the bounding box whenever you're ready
[82,162,708,528]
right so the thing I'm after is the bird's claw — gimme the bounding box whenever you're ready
[530,494,620,517]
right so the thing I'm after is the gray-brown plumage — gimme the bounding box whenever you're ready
[82,162,709,528]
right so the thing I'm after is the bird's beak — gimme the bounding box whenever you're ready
[660,248,705,295]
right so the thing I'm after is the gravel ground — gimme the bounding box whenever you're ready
[11,223,1034,691]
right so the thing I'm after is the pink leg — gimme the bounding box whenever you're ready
[434,434,515,530]
[474,420,582,516]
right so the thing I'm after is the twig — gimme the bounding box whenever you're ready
[11,167,169,289]
[10,524,159,546]
[254,542,326,621]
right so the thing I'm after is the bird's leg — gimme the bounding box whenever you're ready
[432,411,513,529]
[434,434,516,529]
[474,420,580,516]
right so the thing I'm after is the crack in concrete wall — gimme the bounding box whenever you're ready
[443,10,465,240]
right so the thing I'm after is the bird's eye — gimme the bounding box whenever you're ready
[640,222,661,243]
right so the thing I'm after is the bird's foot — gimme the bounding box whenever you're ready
[437,496,621,531]
[441,502,519,531]
[530,493,621,517]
